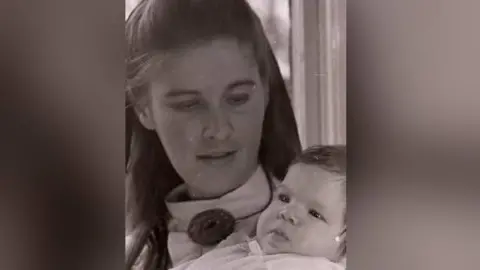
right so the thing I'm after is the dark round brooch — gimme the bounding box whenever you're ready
[187,208,236,246]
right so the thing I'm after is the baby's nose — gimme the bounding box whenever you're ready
[279,209,299,225]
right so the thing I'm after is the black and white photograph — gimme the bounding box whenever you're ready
[3,0,480,269]
[125,1,346,269]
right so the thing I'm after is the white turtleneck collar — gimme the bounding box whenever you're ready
[165,166,273,232]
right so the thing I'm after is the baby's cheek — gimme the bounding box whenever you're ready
[296,226,338,257]
[292,224,321,248]
[292,227,310,245]
[256,207,277,234]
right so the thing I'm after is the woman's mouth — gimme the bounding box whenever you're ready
[196,150,237,165]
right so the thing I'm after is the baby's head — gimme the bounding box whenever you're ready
[256,145,346,261]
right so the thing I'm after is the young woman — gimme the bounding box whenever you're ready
[125,0,301,269]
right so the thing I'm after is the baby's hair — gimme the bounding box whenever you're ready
[293,145,346,176]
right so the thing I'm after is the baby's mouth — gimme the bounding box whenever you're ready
[270,228,290,241]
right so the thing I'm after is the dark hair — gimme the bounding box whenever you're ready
[125,0,301,269]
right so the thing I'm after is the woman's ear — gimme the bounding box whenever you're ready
[135,105,156,130]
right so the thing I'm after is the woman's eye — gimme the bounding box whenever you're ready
[226,93,250,106]
[169,100,202,111]
[309,209,326,221]
[278,193,290,203]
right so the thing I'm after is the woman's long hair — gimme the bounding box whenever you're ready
[125,0,301,269]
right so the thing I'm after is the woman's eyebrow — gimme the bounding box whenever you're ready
[164,89,200,98]
[226,79,256,90]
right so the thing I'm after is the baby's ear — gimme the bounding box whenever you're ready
[335,232,346,262]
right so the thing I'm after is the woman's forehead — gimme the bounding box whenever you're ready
[152,39,259,86]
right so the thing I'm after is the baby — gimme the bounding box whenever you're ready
[170,145,346,270]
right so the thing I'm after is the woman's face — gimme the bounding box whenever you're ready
[139,39,267,199]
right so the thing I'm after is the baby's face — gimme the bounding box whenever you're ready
[256,163,345,260]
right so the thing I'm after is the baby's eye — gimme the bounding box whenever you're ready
[309,209,326,222]
[277,193,290,203]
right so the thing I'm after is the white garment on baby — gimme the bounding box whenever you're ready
[170,239,345,270]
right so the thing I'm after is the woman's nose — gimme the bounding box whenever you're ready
[202,109,233,141]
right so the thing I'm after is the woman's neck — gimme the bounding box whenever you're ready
[165,166,273,230]
[184,167,259,200]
